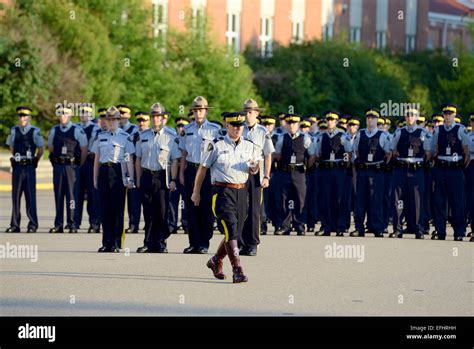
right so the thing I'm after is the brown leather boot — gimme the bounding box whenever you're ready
[206,239,227,280]
[225,240,248,283]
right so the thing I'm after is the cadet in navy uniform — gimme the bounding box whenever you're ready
[240,99,274,256]
[312,111,353,236]
[273,113,314,235]
[390,108,432,239]
[75,105,100,233]
[193,111,259,283]
[431,104,470,241]
[259,114,278,235]
[351,108,392,237]
[5,107,44,233]
[92,107,135,252]
[135,103,181,253]
[179,96,220,254]
[117,104,141,234]
[304,114,320,233]
[168,116,190,234]
[345,116,360,235]
[466,113,474,242]
[48,107,87,234]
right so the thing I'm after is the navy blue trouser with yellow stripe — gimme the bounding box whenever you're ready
[212,186,248,242]
[10,164,38,230]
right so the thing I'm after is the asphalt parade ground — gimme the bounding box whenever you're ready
[0,190,472,316]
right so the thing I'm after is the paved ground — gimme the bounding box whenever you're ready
[0,191,473,316]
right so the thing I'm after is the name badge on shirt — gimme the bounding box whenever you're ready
[446,146,451,155]
[290,154,296,164]
[26,150,32,158]
[330,151,335,161]
[61,145,67,155]
[368,153,374,162]
[113,145,120,161]
[408,147,414,157]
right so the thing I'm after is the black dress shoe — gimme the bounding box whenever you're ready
[157,247,168,253]
[315,231,330,236]
[170,229,178,234]
[98,246,109,253]
[374,232,384,238]
[49,227,63,234]
[297,230,305,236]
[415,234,424,240]
[466,232,472,237]
[125,227,138,234]
[336,231,344,237]
[5,227,20,233]
[69,228,78,234]
[241,248,257,256]
[183,246,197,254]
[274,228,285,236]
[307,226,315,233]
[389,232,403,238]
[110,247,120,253]
[431,234,446,240]
[26,228,37,233]
[470,236,474,242]
[197,247,208,254]
[137,246,150,253]
[350,231,365,237]
[454,236,463,242]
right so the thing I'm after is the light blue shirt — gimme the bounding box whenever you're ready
[91,128,135,163]
[47,122,88,148]
[135,127,181,171]
[311,128,353,158]
[201,134,260,184]
[468,132,474,160]
[179,120,220,163]
[352,128,391,154]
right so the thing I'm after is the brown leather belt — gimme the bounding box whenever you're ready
[214,181,246,189]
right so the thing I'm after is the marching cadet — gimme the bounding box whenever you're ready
[75,105,100,233]
[417,115,427,128]
[312,111,352,236]
[193,111,260,283]
[432,113,444,128]
[305,114,321,233]
[117,104,141,234]
[389,108,432,239]
[135,103,181,253]
[179,96,220,254]
[346,116,360,235]
[240,99,274,256]
[467,113,474,242]
[168,116,190,235]
[299,119,311,133]
[339,114,356,234]
[273,113,315,236]
[351,108,392,238]
[48,107,87,234]
[379,116,394,234]
[5,106,44,233]
[259,114,278,235]
[92,107,135,252]
[275,112,288,135]
[431,104,469,241]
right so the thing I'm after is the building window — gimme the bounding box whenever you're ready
[292,21,304,44]
[349,27,361,43]
[191,0,206,39]
[406,34,416,52]
[260,17,273,57]
[291,0,305,44]
[376,31,387,49]
[152,0,168,44]
[226,12,240,53]
[322,24,333,41]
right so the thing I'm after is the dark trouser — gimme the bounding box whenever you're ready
[53,163,79,229]
[383,170,393,231]
[319,167,346,233]
[183,165,214,249]
[141,170,170,250]
[466,162,474,232]
[421,168,432,233]
[305,168,319,228]
[392,167,425,234]
[98,164,126,249]
[273,171,306,231]
[126,186,141,230]
[74,157,100,229]
[10,164,38,230]
[168,179,187,232]
[212,186,248,242]
[340,169,353,231]
[355,168,385,234]
[432,166,465,238]
[240,174,262,249]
